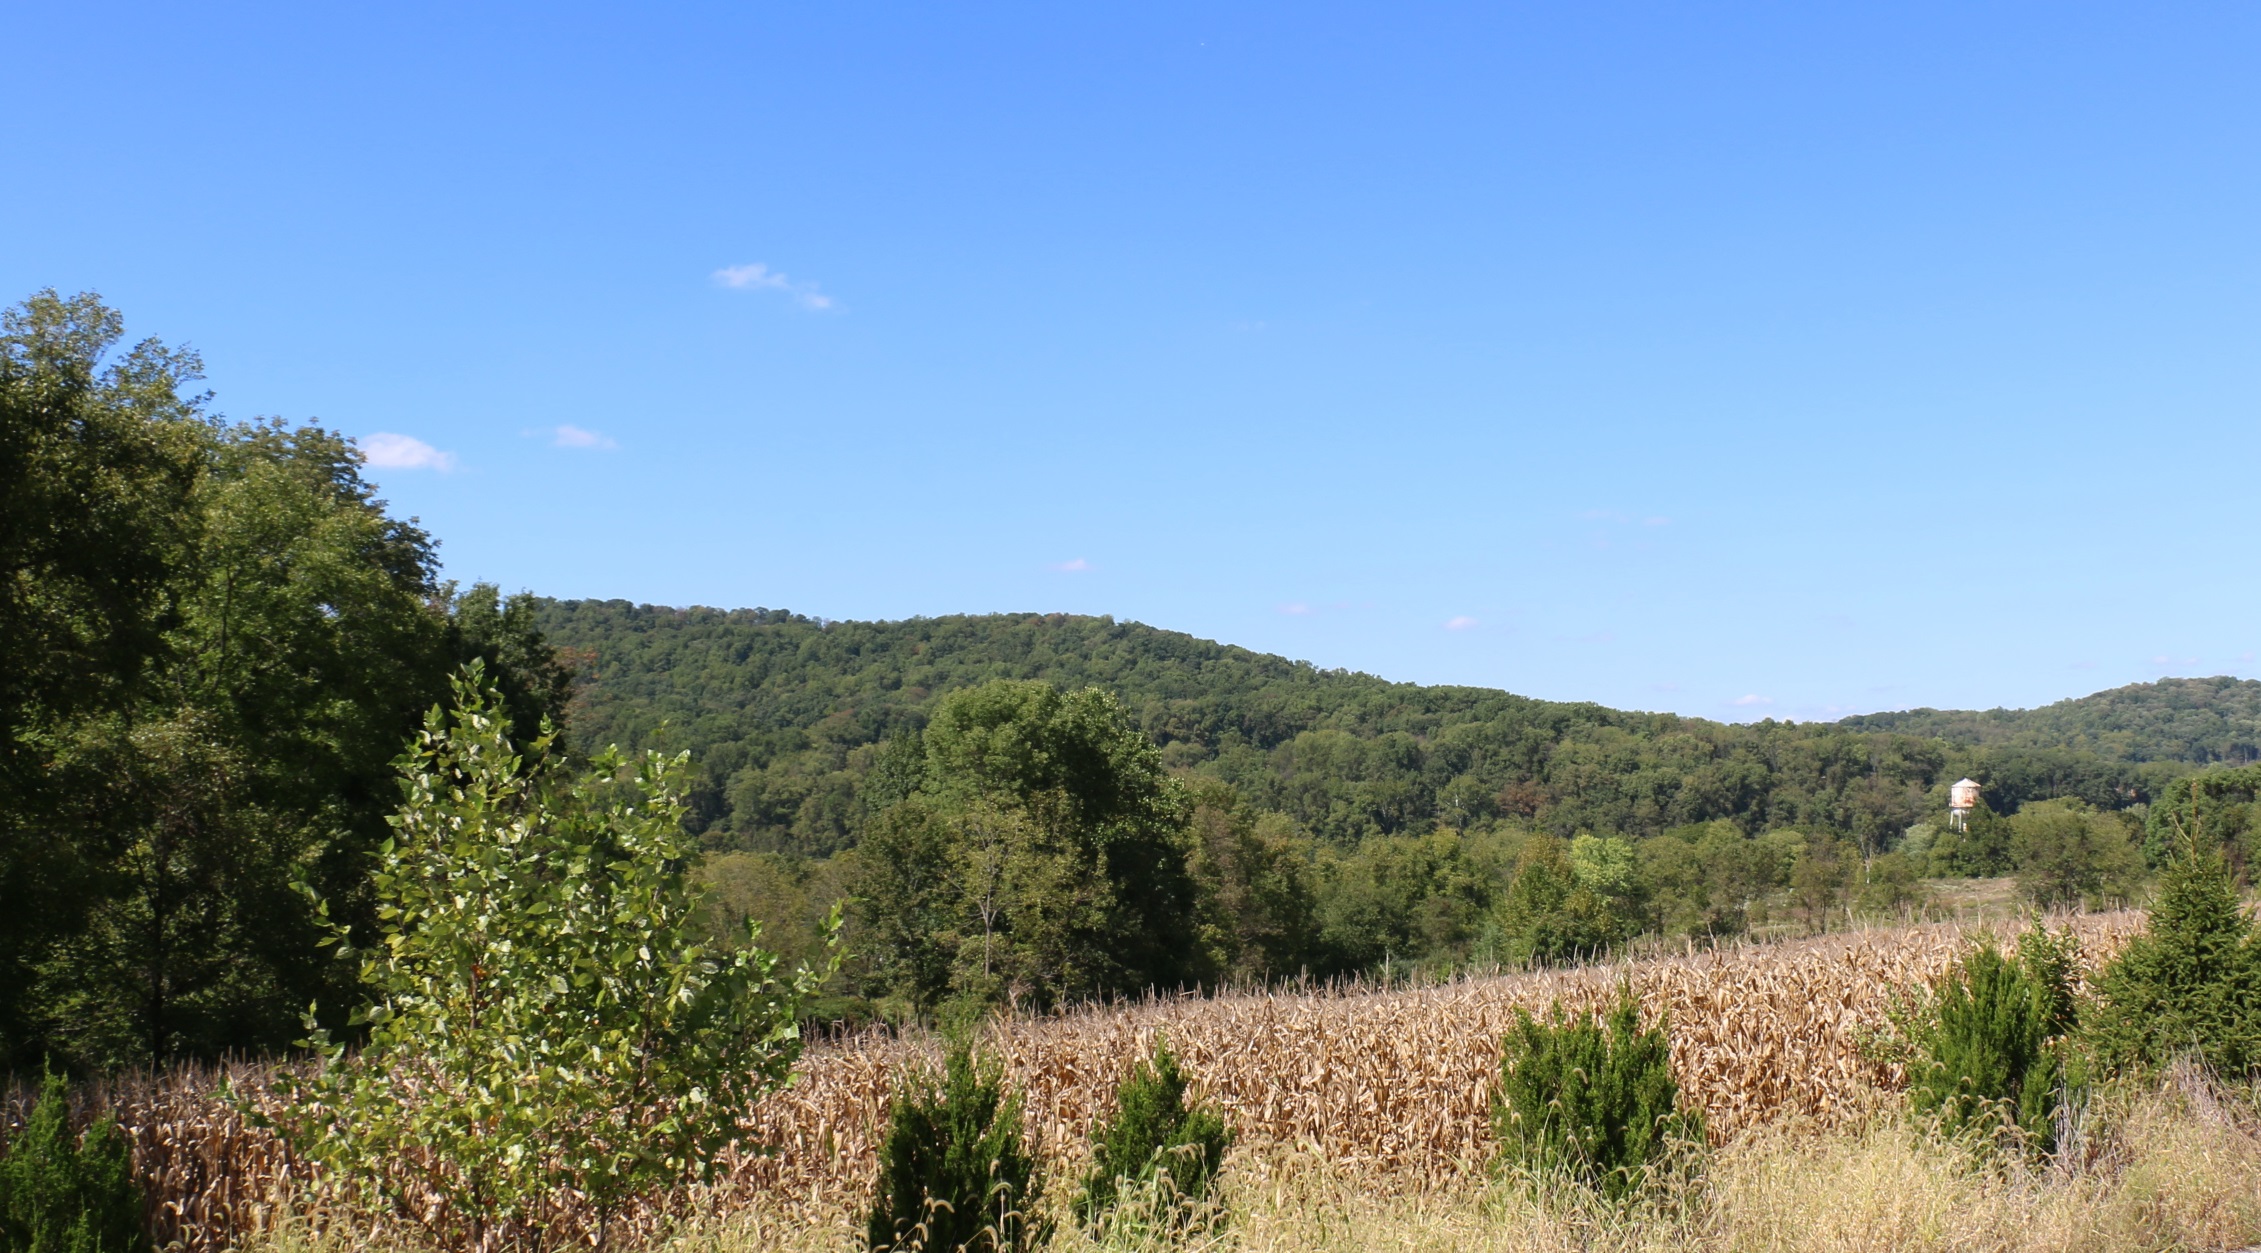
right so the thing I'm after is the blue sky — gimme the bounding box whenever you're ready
[8,3,2258,721]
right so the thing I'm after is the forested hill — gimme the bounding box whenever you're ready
[1837,676,2261,766]
[535,599,2195,856]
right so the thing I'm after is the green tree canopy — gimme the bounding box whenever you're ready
[0,291,570,1072]
[855,680,1206,1012]
[282,666,829,1250]
[2008,799,2143,909]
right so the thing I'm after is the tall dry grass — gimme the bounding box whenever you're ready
[726,914,2144,1216]
[5,914,2154,1252]
[571,1070,2261,1253]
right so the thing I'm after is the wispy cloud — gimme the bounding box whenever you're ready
[1732,694,1774,707]
[712,262,834,310]
[1443,616,1479,631]
[1051,557,1093,573]
[547,424,618,450]
[361,433,457,472]
[1278,602,1313,616]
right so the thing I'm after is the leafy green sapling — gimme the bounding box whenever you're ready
[274,663,837,1251]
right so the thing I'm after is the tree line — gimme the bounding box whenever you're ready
[534,598,2211,860]
[712,679,2237,1026]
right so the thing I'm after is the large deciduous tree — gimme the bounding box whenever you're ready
[856,680,1208,1012]
[0,292,204,1064]
[0,291,570,1072]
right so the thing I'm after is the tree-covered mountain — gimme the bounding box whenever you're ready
[1838,676,2261,766]
[534,599,2193,859]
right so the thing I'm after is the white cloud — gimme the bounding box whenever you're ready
[549,424,618,450]
[712,262,834,310]
[361,433,457,472]
[1443,616,1479,631]
[1732,694,1774,707]
[1051,557,1093,573]
[1278,602,1313,616]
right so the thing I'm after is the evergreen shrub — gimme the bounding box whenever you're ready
[867,1043,1044,1253]
[2086,843,2261,1077]
[1492,987,1702,1201]
[1076,1038,1233,1232]
[0,1074,146,1253]
[1906,935,2070,1151]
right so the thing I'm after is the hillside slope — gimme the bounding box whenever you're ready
[1838,675,2261,765]
[536,600,2186,855]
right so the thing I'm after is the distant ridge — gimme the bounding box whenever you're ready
[540,597,2256,766]
[1836,676,2261,766]
[533,599,2216,855]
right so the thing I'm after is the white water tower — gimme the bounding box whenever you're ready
[1948,777,1981,830]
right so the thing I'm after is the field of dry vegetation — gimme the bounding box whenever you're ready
[40,910,2261,1253]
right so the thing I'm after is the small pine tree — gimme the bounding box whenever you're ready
[0,1074,147,1253]
[1076,1038,1234,1231]
[2086,843,2261,1076]
[1492,987,1702,1202]
[867,1043,1044,1253]
[1906,939,2066,1152]
[2016,921,2083,1039]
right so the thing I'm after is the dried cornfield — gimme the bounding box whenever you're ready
[5,913,2143,1251]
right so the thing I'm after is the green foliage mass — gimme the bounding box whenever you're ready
[534,600,2188,858]
[2086,842,2261,1078]
[0,291,570,1073]
[1491,835,1633,966]
[1905,936,2072,1152]
[277,667,832,1251]
[1492,989,1702,1202]
[1842,676,2261,766]
[1076,1038,1233,1231]
[1923,800,2016,877]
[0,1073,145,1253]
[1635,822,1802,937]
[853,680,1207,1013]
[2142,765,2261,870]
[2007,800,2144,910]
[537,599,2204,994]
[866,1043,1044,1253]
